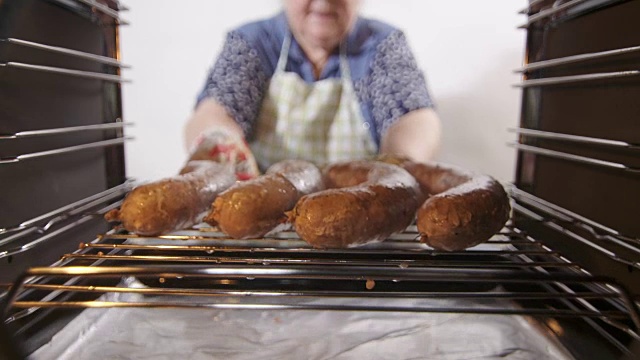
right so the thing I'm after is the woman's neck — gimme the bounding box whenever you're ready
[304,47,332,79]
[295,35,340,80]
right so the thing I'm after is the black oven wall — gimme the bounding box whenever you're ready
[0,0,126,282]
[515,0,640,296]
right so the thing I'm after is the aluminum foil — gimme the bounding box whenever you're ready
[31,280,571,360]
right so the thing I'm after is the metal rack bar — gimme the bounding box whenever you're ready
[117,2,130,11]
[511,188,637,241]
[7,265,616,283]
[0,62,130,83]
[92,236,557,256]
[515,45,640,73]
[0,195,123,249]
[0,229,134,320]
[0,137,132,165]
[509,128,640,150]
[1,38,130,68]
[19,283,618,301]
[80,240,543,253]
[0,181,132,236]
[510,195,640,265]
[509,142,640,174]
[6,301,632,320]
[518,0,589,28]
[0,184,128,256]
[514,70,640,87]
[0,201,122,260]
[518,0,547,14]
[0,122,131,140]
[517,249,640,348]
[59,253,578,269]
[512,204,640,270]
[74,0,129,25]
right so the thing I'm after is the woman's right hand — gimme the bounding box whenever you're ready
[183,98,260,179]
[186,129,259,180]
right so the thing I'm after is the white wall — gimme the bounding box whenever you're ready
[120,0,526,182]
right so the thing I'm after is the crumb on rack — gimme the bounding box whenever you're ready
[366,279,376,290]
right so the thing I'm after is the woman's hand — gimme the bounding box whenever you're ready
[183,98,259,179]
[187,129,259,180]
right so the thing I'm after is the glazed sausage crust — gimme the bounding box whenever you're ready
[105,161,236,236]
[205,160,323,239]
[291,161,421,248]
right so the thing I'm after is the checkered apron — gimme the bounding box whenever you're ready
[250,34,377,170]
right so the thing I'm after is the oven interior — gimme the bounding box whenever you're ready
[1,0,639,359]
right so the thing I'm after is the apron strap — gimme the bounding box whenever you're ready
[276,33,292,73]
[338,41,352,83]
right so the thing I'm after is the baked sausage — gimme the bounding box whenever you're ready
[290,161,421,248]
[105,161,236,236]
[394,158,511,251]
[205,160,323,239]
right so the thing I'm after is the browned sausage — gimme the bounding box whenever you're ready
[105,161,236,236]
[290,161,421,248]
[205,160,323,239]
[398,159,510,251]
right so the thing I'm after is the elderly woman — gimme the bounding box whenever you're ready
[185,0,441,177]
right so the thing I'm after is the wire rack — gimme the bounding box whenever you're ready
[2,223,639,332]
[1,186,639,358]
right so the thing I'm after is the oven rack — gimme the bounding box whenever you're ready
[2,181,637,271]
[0,181,132,258]
[74,0,129,25]
[2,216,640,356]
[518,0,624,28]
[2,184,640,356]
[43,0,129,25]
[511,188,640,267]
